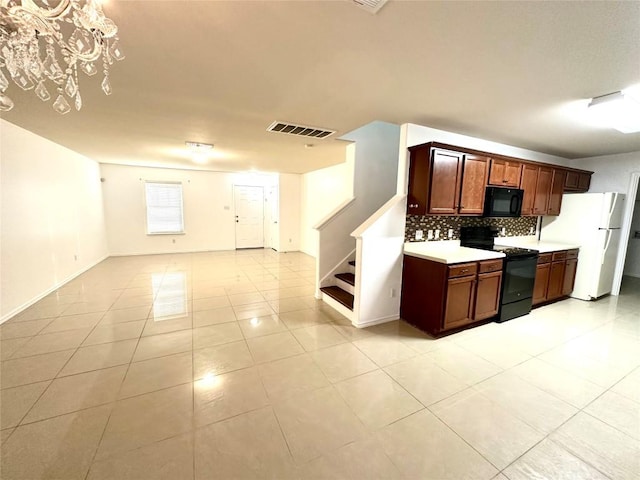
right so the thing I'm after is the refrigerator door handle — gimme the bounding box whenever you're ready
[602,229,612,265]
[607,192,618,227]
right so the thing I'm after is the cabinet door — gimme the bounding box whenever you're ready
[520,164,538,216]
[428,149,464,215]
[407,147,430,215]
[488,158,508,186]
[565,171,580,190]
[533,167,553,215]
[547,169,567,216]
[562,258,578,295]
[504,161,522,187]
[578,173,591,192]
[533,262,550,305]
[488,159,521,187]
[459,154,489,215]
[444,275,476,329]
[547,260,566,300]
[474,270,502,320]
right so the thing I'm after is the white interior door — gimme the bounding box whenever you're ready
[234,185,264,249]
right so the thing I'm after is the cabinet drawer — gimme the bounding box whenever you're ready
[538,253,552,264]
[478,259,503,273]
[448,263,477,278]
[566,249,579,259]
[552,251,567,261]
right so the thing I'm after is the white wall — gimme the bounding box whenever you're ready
[1,120,108,321]
[300,160,353,256]
[353,195,407,327]
[101,164,298,256]
[278,174,301,252]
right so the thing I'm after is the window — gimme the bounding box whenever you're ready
[145,182,184,234]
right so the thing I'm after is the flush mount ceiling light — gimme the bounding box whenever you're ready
[0,0,124,114]
[588,91,640,133]
[352,0,389,14]
[185,141,213,163]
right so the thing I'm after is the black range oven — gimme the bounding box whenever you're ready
[460,227,538,322]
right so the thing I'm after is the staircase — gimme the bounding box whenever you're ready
[320,260,356,313]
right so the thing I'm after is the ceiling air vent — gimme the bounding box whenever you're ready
[267,121,336,139]
[352,0,389,14]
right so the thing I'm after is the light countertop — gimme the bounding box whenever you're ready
[495,236,581,253]
[404,241,505,264]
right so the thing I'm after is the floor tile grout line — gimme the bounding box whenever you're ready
[82,289,155,480]
[8,303,121,427]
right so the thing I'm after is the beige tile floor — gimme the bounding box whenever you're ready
[1,250,639,480]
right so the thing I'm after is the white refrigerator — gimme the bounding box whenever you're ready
[540,192,626,300]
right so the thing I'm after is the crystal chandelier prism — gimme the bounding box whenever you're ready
[0,0,124,114]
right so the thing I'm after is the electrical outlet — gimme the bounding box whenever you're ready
[435,229,440,239]
[74,255,78,261]
[427,230,434,240]
[390,288,396,298]
[448,229,453,239]
[415,230,423,240]
[530,226,535,235]
[501,227,506,236]
[172,239,176,244]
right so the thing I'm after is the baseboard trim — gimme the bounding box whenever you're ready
[353,314,399,329]
[0,255,109,325]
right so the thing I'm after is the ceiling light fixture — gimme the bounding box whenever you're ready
[588,91,640,133]
[185,141,213,163]
[0,0,124,114]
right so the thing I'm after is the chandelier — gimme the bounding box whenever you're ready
[0,0,124,114]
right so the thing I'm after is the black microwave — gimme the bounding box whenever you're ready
[484,187,523,217]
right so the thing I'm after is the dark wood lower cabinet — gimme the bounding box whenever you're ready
[533,249,579,306]
[401,255,502,336]
[474,270,503,321]
[533,262,550,305]
[444,276,476,329]
[563,258,578,296]
[547,261,566,301]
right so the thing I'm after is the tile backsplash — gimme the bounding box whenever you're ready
[405,215,538,242]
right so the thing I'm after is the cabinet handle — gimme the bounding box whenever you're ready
[461,269,468,273]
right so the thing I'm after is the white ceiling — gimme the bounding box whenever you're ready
[3,0,640,173]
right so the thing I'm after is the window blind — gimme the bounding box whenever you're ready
[145,182,184,234]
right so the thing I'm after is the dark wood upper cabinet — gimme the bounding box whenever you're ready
[406,146,430,215]
[407,146,485,216]
[428,149,464,215]
[565,171,580,190]
[565,170,592,193]
[578,172,591,191]
[520,164,538,216]
[459,154,489,215]
[488,158,521,187]
[533,167,553,215]
[407,142,593,216]
[547,169,567,216]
